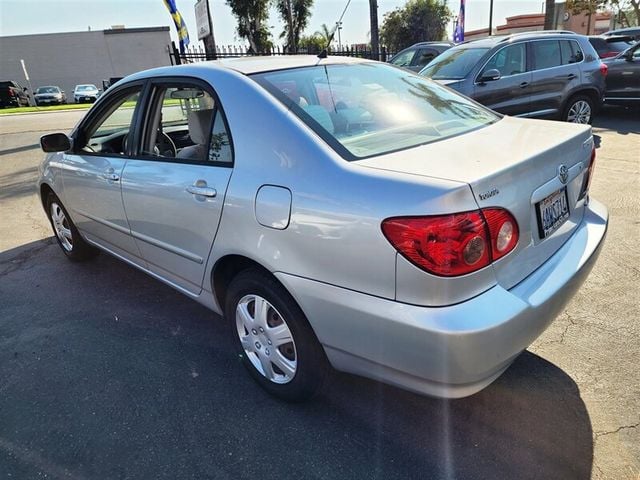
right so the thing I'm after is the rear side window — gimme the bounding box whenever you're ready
[560,40,583,64]
[532,40,562,70]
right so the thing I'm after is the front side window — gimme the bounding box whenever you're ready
[415,48,438,67]
[482,43,526,77]
[80,88,141,155]
[253,63,498,160]
[141,84,232,164]
[532,40,562,70]
[420,47,490,80]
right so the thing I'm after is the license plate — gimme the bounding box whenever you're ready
[84,97,91,101]
[536,187,570,239]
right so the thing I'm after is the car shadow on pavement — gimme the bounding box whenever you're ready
[593,105,640,135]
[0,239,593,480]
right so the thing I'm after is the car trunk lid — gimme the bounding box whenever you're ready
[357,116,594,290]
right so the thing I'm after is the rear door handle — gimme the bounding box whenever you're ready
[519,82,529,88]
[101,168,120,182]
[187,182,217,198]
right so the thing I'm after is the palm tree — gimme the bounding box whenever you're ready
[369,0,380,59]
[315,23,332,47]
[544,0,556,29]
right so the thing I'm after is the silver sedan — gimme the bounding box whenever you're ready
[37,56,608,401]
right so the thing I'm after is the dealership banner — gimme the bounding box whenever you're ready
[163,0,190,52]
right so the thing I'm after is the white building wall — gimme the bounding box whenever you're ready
[0,27,171,101]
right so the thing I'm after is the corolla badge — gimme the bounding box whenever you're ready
[558,164,569,185]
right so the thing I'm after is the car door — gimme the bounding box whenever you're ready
[120,79,233,295]
[527,39,582,118]
[606,44,640,100]
[473,42,531,116]
[61,83,145,264]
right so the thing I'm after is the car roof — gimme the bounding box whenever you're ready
[457,31,583,49]
[211,55,370,75]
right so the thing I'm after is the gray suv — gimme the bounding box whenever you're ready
[420,32,607,124]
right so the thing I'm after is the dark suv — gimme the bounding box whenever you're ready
[389,42,454,72]
[0,81,30,108]
[419,32,607,124]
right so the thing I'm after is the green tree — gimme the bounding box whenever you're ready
[298,34,325,52]
[226,0,272,52]
[380,0,450,52]
[275,0,314,52]
[608,0,640,26]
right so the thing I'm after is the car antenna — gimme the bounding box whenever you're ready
[318,0,352,59]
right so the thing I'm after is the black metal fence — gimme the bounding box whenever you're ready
[168,42,397,65]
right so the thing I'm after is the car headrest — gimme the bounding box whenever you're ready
[188,109,214,145]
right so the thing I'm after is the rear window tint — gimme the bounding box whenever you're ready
[532,40,562,70]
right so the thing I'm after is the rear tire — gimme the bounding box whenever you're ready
[563,95,594,124]
[45,192,98,262]
[225,268,329,402]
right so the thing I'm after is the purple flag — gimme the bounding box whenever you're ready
[453,0,465,43]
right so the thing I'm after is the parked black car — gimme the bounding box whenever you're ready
[0,81,30,107]
[389,42,454,72]
[603,27,640,41]
[419,31,607,124]
[34,86,67,106]
[603,42,640,105]
[588,35,636,59]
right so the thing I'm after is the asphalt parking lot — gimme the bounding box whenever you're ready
[1,108,638,480]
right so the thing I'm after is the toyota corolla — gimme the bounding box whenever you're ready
[37,56,608,401]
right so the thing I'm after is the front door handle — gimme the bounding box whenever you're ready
[101,168,120,182]
[187,181,217,198]
[567,73,577,80]
[519,81,530,88]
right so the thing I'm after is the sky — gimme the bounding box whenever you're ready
[0,0,546,46]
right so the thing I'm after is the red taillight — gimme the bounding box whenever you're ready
[381,208,519,277]
[599,63,608,76]
[581,147,596,198]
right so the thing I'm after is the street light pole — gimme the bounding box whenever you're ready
[336,21,343,51]
[488,0,494,36]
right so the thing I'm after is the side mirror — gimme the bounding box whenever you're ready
[40,133,71,153]
[623,50,634,61]
[479,69,501,82]
[23,87,28,92]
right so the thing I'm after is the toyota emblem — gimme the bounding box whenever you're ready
[558,164,569,184]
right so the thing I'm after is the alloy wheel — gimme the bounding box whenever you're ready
[567,100,592,124]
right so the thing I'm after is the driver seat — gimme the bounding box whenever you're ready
[177,109,214,160]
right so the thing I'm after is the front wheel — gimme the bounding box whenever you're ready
[225,269,329,402]
[563,95,594,124]
[45,192,98,261]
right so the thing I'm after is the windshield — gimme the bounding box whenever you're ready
[77,85,97,91]
[36,87,60,94]
[252,63,498,160]
[420,47,489,80]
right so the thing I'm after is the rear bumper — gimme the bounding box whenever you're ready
[276,199,608,398]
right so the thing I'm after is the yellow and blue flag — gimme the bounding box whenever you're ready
[163,0,190,53]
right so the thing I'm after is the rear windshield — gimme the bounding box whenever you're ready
[252,63,498,160]
[420,47,489,79]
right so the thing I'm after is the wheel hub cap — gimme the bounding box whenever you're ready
[50,202,73,252]
[236,294,297,384]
